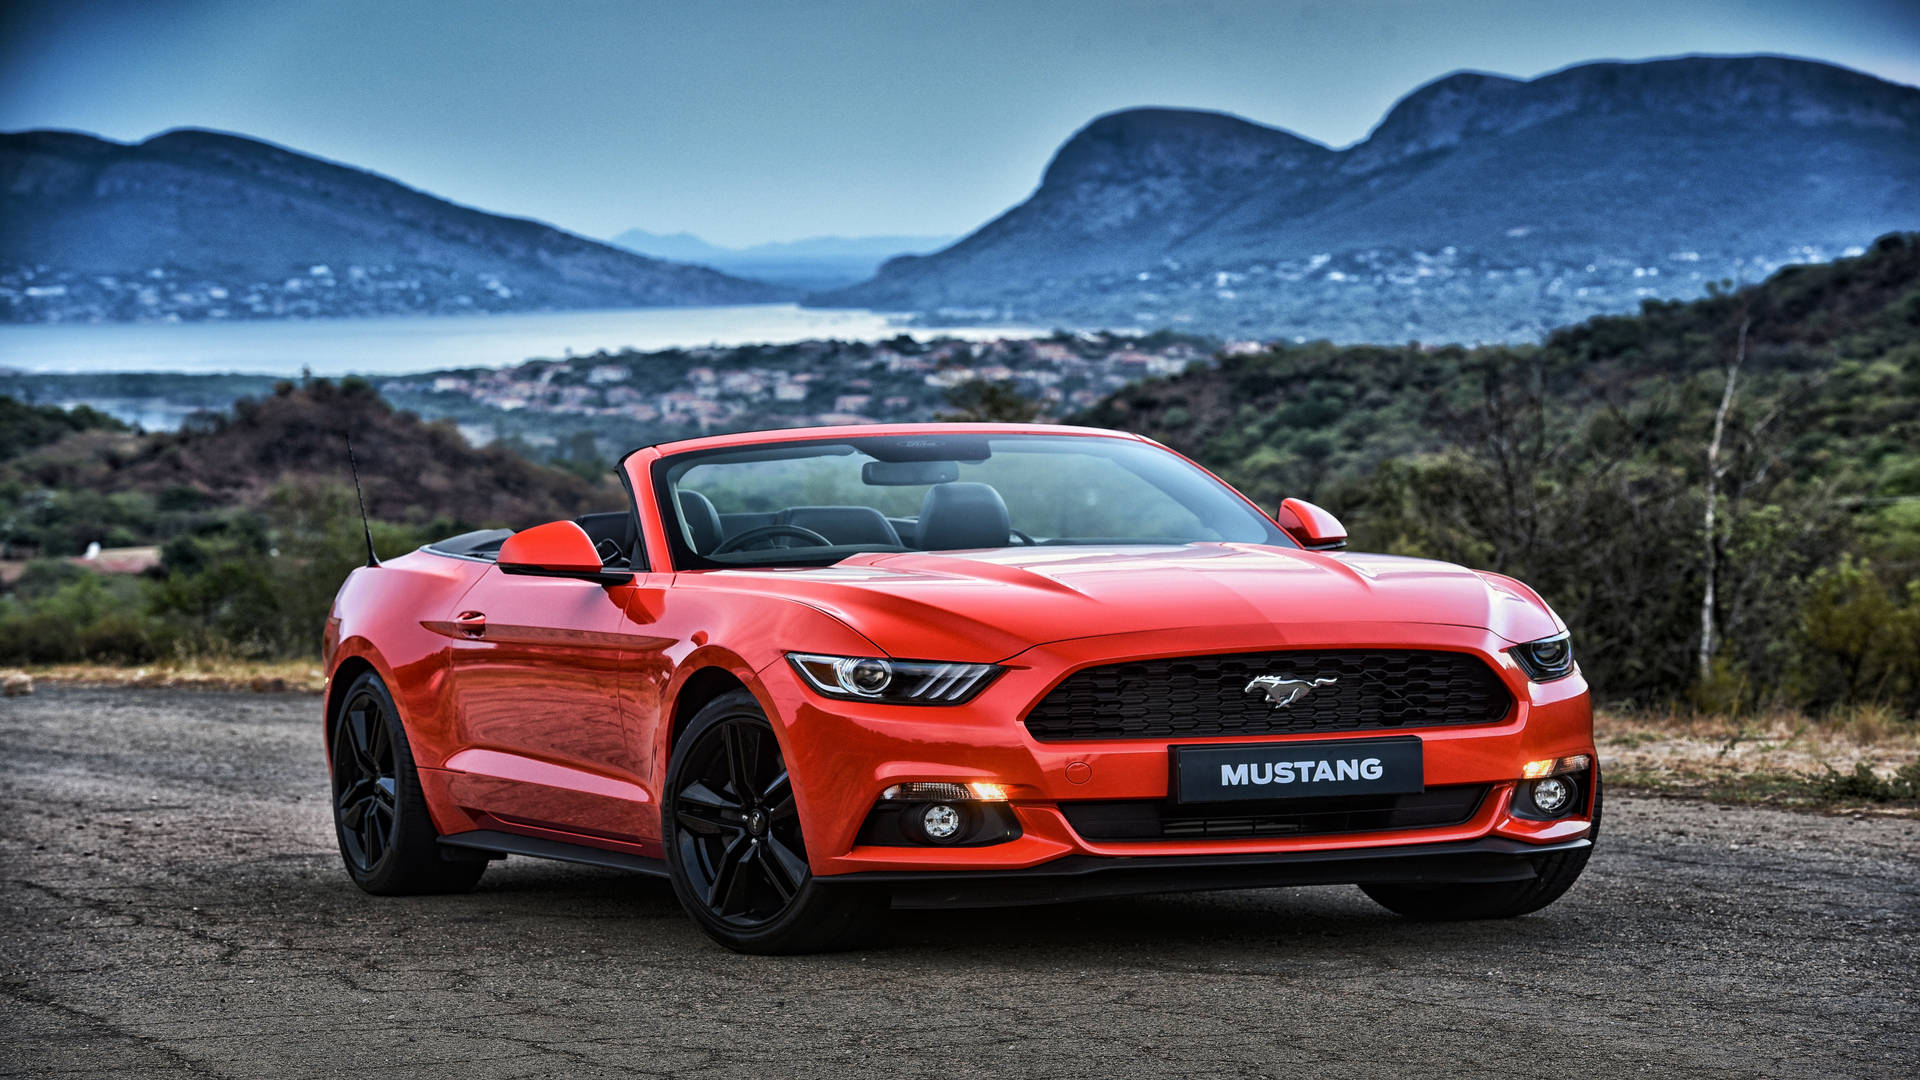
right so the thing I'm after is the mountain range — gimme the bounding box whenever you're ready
[4,55,1915,341]
[0,129,785,322]
[818,55,1920,342]
[610,229,955,290]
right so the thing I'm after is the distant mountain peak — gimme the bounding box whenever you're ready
[1349,53,1920,172]
[140,126,279,150]
[1042,107,1330,188]
[818,54,1920,343]
[606,229,960,291]
[608,228,731,261]
[1,128,787,323]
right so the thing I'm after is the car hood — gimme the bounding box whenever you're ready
[701,544,1563,663]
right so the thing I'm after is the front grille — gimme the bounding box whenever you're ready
[1061,785,1489,842]
[1023,649,1511,742]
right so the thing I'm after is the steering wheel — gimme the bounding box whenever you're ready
[710,524,835,555]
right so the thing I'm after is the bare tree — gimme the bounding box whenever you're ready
[1698,316,1749,682]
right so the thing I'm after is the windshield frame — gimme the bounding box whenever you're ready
[646,429,1296,571]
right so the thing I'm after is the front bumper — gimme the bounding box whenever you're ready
[827,836,1593,908]
[761,623,1596,879]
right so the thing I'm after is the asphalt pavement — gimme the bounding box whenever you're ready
[2,686,1915,1079]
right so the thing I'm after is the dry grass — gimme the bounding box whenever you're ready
[1597,706,1920,814]
[3,660,325,694]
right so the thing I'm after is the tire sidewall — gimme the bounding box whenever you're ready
[330,669,442,893]
[662,690,852,952]
[1361,770,1601,920]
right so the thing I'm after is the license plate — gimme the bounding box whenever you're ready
[1173,737,1425,804]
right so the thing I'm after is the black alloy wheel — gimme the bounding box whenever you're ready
[671,714,811,926]
[333,684,399,873]
[328,670,487,895]
[663,690,887,953]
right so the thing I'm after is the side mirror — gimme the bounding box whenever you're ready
[1273,498,1347,551]
[497,520,632,584]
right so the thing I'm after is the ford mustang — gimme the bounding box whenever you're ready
[323,423,1597,953]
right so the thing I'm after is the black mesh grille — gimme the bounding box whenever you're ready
[1061,786,1489,842]
[1024,649,1511,742]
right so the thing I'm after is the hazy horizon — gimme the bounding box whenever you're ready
[5,1,1917,249]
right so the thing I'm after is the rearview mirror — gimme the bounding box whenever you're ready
[863,460,959,486]
[1273,498,1347,551]
[497,520,632,584]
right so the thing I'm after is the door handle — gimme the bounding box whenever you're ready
[454,611,487,637]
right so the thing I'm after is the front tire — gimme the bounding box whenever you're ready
[1361,772,1602,920]
[662,690,888,953]
[329,669,486,896]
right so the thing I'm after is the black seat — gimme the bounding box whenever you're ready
[678,490,724,554]
[916,482,1011,550]
[784,506,902,547]
[574,511,636,564]
[717,511,779,542]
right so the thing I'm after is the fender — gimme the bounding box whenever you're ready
[651,602,882,855]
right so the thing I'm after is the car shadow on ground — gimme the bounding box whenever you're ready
[883,888,1578,957]
[392,857,1583,960]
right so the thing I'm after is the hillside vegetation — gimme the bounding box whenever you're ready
[1081,233,1920,713]
[0,380,620,661]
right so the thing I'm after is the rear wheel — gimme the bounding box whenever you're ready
[330,670,486,895]
[663,690,887,953]
[1361,772,1602,920]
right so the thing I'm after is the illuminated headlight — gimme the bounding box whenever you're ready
[1514,755,1590,820]
[880,781,1009,802]
[1508,632,1575,682]
[859,780,1019,847]
[1522,754,1592,779]
[786,653,1002,705]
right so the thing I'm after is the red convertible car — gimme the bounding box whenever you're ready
[323,423,1597,952]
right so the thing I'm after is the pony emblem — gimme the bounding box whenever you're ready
[1244,675,1337,708]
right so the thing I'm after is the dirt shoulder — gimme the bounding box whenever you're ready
[3,659,326,693]
[1597,710,1920,815]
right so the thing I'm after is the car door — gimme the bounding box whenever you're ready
[439,567,671,842]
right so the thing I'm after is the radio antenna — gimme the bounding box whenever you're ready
[346,433,379,567]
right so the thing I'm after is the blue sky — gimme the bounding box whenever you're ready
[4,0,1916,247]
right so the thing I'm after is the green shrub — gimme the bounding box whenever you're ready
[1794,558,1920,712]
[1813,760,1920,803]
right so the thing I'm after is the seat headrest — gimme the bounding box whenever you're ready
[916,482,1011,551]
[678,490,723,554]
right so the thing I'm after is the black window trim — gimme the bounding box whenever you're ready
[646,432,1296,573]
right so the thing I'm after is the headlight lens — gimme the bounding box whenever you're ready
[786,653,1003,705]
[1509,632,1575,682]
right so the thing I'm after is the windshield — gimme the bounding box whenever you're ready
[651,432,1293,569]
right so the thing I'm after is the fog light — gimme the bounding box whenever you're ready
[920,803,963,841]
[1531,776,1573,816]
